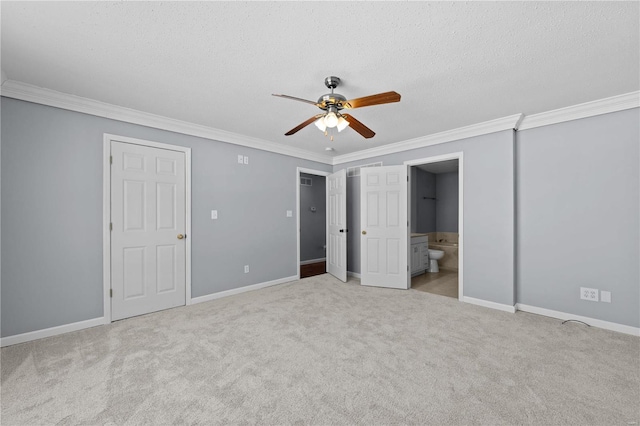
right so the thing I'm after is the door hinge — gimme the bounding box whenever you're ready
[109,222,113,231]
[110,155,113,164]
[110,289,113,298]
[407,265,409,271]
[407,175,409,182]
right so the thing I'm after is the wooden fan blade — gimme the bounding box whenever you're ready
[285,115,324,136]
[272,93,320,106]
[342,91,401,109]
[341,114,375,139]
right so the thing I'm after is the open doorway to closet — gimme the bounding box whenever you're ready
[297,169,328,278]
[406,153,463,300]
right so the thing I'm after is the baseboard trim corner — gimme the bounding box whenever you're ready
[462,296,516,313]
[515,303,640,336]
[190,275,298,305]
[347,271,361,279]
[0,317,106,348]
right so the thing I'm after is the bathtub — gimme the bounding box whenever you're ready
[429,241,458,249]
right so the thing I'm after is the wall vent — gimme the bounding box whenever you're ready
[347,162,383,178]
[300,177,312,186]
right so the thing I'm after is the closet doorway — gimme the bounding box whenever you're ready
[296,168,329,278]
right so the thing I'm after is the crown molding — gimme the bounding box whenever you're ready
[0,80,334,165]
[332,114,523,165]
[517,91,640,131]
[3,80,638,167]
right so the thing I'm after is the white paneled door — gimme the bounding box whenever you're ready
[360,165,409,289]
[327,169,347,282]
[110,141,186,321]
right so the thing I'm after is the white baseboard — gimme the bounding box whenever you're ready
[516,303,640,336]
[0,317,106,348]
[462,296,516,313]
[347,271,361,279]
[190,275,297,305]
[300,258,326,266]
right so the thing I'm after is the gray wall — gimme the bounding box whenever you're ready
[299,173,326,262]
[516,108,639,328]
[435,171,459,232]
[1,98,331,337]
[339,130,516,306]
[415,168,436,233]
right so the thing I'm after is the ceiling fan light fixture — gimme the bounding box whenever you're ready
[336,116,350,132]
[314,117,327,132]
[324,111,339,128]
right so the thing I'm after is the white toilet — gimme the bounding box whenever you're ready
[428,249,444,273]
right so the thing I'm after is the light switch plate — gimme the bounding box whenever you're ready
[286,210,292,217]
[243,156,249,165]
[238,155,244,164]
[211,210,218,220]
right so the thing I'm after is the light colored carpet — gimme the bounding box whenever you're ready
[1,274,638,425]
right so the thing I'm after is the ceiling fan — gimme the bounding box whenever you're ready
[272,76,401,139]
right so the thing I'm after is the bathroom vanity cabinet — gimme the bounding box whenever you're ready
[410,234,430,276]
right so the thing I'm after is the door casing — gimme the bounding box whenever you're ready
[103,133,192,324]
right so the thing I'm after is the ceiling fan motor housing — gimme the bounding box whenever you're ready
[317,93,347,110]
[318,76,346,110]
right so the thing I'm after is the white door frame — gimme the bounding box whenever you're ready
[103,133,192,324]
[296,167,330,280]
[404,152,464,301]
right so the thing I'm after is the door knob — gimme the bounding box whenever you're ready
[362,230,367,235]
[177,234,184,239]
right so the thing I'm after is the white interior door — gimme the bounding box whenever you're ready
[111,141,186,321]
[327,169,347,282]
[360,165,409,289]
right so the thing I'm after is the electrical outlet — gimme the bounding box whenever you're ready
[601,291,611,303]
[211,210,218,220]
[238,155,244,164]
[244,265,249,273]
[580,287,599,302]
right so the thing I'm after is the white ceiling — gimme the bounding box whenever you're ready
[1,2,638,158]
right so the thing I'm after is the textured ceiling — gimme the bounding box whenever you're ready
[1,2,638,157]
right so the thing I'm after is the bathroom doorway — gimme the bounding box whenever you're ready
[405,153,463,300]
[297,168,329,278]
